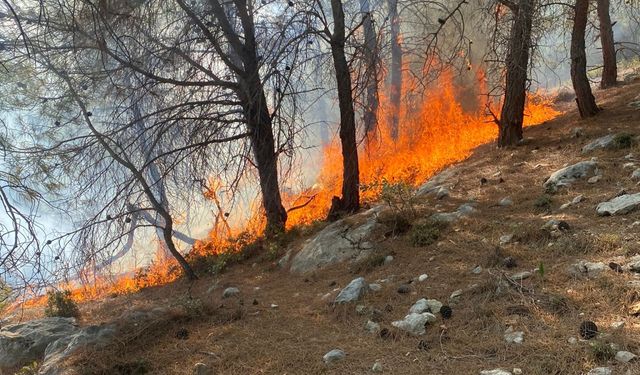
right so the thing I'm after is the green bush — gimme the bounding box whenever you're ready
[533,194,553,211]
[611,133,635,149]
[44,290,80,318]
[590,341,616,362]
[410,220,446,247]
[14,362,38,375]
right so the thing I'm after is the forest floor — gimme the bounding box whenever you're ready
[11,79,640,375]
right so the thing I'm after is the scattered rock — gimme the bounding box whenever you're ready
[504,327,524,344]
[391,312,436,336]
[499,197,513,207]
[480,370,512,375]
[449,289,463,300]
[334,277,367,303]
[611,321,625,330]
[582,134,618,153]
[472,265,483,274]
[510,271,532,281]
[632,169,640,180]
[568,261,606,278]
[587,368,611,375]
[365,320,380,334]
[369,283,382,292]
[222,287,240,298]
[426,299,443,314]
[512,369,522,375]
[596,193,640,216]
[568,337,578,344]
[290,207,382,273]
[323,349,346,364]
[409,299,430,314]
[384,255,394,265]
[572,195,585,204]
[416,168,456,196]
[543,160,598,191]
[499,234,513,245]
[431,203,477,223]
[615,350,637,363]
[571,127,585,138]
[193,363,213,375]
[588,175,602,184]
[372,361,383,373]
[418,274,429,282]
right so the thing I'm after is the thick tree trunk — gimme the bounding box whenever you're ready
[388,0,402,139]
[359,0,379,136]
[329,0,360,216]
[498,0,533,147]
[597,0,617,88]
[571,0,600,117]
[245,88,288,235]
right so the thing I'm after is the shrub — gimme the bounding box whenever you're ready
[533,194,553,211]
[44,290,80,318]
[590,341,616,362]
[410,220,446,247]
[15,362,39,375]
[611,133,635,149]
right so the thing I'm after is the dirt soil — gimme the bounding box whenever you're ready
[12,80,640,375]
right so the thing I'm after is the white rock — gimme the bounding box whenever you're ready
[632,169,640,180]
[597,193,640,216]
[588,175,602,184]
[425,299,443,314]
[409,299,430,314]
[582,134,617,153]
[615,350,637,363]
[504,327,524,344]
[544,160,598,191]
[222,287,240,298]
[611,321,625,330]
[568,261,606,278]
[560,203,572,210]
[369,283,382,292]
[511,271,532,281]
[624,162,636,169]
[480,370,512,375]
[418,274,429,282]
[372,361,383,373]
[499,198,513,207]
[568,337,578,344]
[323,349,346,364]
[472,265,483,274]
[270,304,278,308]
[436,187,450,199]
[513,369,522,375]
[499,234,513,245]
[384,255,394,264]
[572,195,585,204]
[391,313,437,336]
[365,320,380,334]
[587,367,611,375]
[334,277,367,303]
[450,290,463,300]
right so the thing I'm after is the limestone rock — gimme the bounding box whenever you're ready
[615,350,637,363]
[391,312,437,336]
[290,207,382,273]
[365,320,380,334]
[499,197,513,207]
[582,134,617,153]
[587,368,611,375]
[334,277,367,303]
[504,327,524,344]
[323,349,346,364]
[0,317,77,370]
[596,193,640,216]
[222,287,240,298]
[418,274,428,282]
[416,168,456,196]
[372,361,383,373]
[568,261,606,278]
[543,160,597,191]
[632,169,640,180]
[480,370,512,375]
[510,271,532,281]
[431,203,476,224]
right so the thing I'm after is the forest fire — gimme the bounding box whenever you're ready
[18,70,559,307]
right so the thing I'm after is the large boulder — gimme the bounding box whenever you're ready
[543,160,598,191]
[290,207,383,273]
[596,193,640,216]
[0,317,77,370]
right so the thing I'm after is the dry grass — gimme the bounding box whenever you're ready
[8,81,640,375]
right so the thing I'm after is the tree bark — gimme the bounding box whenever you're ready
[497,0,533,147]
[597,0,617,88]
[388,0,402,139]
[359,0,379,136]
[571,0,600,117]
[329,0,360,216]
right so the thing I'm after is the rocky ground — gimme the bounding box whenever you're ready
[3,78,640,375]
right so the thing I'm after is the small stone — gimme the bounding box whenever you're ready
[513,369,522,375]
[588,175,601,184]
[436,187,450,199]
[472,265,482,274]
[503,257,517,268]
[193,363,213,375]
[499,197,513,207]
[449,289,462,300]
[372,361,383,373]
[624,162,636,169]
[222,287,240,298]
[510,271,532,281]
[397,284,411,294]
[409,299,430,314]
[270,304,278,308]
[391,312,437,335]
[356,305,367,315]
[418,274,428,282]
[335,277,367,303]
[611,321,625,330]
[568,337,578,344]
[499,234,513,245]
[480,370,512,375]
[587,368,611,375]
[365,320,380,334]
[384,255,394,264]
[369,283,382,292]
[572,195,584,204]
[616,350,637,363]
[632,169,640,180]
[504,327,524,344]
[323,349,346,364]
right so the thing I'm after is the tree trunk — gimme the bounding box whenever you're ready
[359,0,379,136]
[388,0,402,139]
[497,0,533,148]
[329,0,360,216]
[597,0,617,88]
[571,0,600,117]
